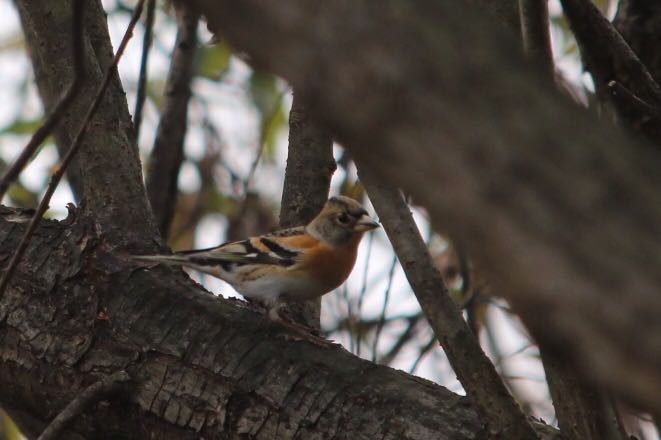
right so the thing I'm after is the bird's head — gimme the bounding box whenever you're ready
[307,196,379,246]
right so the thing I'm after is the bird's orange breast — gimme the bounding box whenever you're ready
[294,235,362,290]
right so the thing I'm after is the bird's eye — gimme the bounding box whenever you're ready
[337,213,350,224]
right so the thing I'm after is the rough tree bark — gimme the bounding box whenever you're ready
[0,208,561,439]
[0,0,563,437]
[188,0,661,413]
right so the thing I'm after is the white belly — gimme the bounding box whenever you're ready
[231,273,328,307]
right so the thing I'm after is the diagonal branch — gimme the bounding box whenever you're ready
[145,4,199,238]
[0,0,85,201]
[133,0,157,140]
[359,167,538,439]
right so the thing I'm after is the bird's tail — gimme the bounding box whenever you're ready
[130,254,193,266]
[131,250,251,266]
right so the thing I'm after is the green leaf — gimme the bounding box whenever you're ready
[195,41,231,81]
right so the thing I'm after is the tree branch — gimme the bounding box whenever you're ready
[188,0,661,413]
[145,4,199,238]
[0,0,145,302]
[518,0,553,77]
[15,0,158,244]
[133,0,157,140]
[540,352,627,440]
[560,0,661,144]
[279,93,335,328]
[359,167,538,438]
[515,3,627,437]
[0,208,560,439]
[0,0,85,202]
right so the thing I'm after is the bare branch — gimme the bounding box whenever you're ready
[133,0,157,140]
[145,4,199,237]
[540,352,628,440]
[37,372,130,440]
[279,94,335,228]
[359,168,538,439]
[0,0,85,201]
[0,0,146,302]
[518,0,554,77]
[278,93,335,328]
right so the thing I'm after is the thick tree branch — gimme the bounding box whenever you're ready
[518,0,553,77]
[359,168,538,439]
[0,1,144,302]
[540,352,627,440]
[279,93,335,328]
[0,0,85,202]
[0,209,560,439]
[16,0,157,244]
[516,3,626,437]
[188,0,661,413]
[471,0,521,35]
[145,4,199,238]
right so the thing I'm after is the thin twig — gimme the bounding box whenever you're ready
[608,80,660,117]
[37,372,130,440]
[408,334,437,375]
[354,230,373,356]
[371,254,398,362]
[241,89,287,194]
[0,0,146,302]
[378,313,423,365]
[0,0,86,201]
[133,0,156,140]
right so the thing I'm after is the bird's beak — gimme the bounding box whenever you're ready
[354,215,380,232]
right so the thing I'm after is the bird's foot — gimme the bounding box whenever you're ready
[269,312,334,347]
[277,321,337,348]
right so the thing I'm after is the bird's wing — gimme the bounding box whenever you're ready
[179,226,313,268]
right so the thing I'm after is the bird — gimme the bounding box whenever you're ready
[133,195,379,326]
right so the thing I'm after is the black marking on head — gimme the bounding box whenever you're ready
[260,238,299,259]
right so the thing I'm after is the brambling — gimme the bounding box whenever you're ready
[133,196,379,324]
